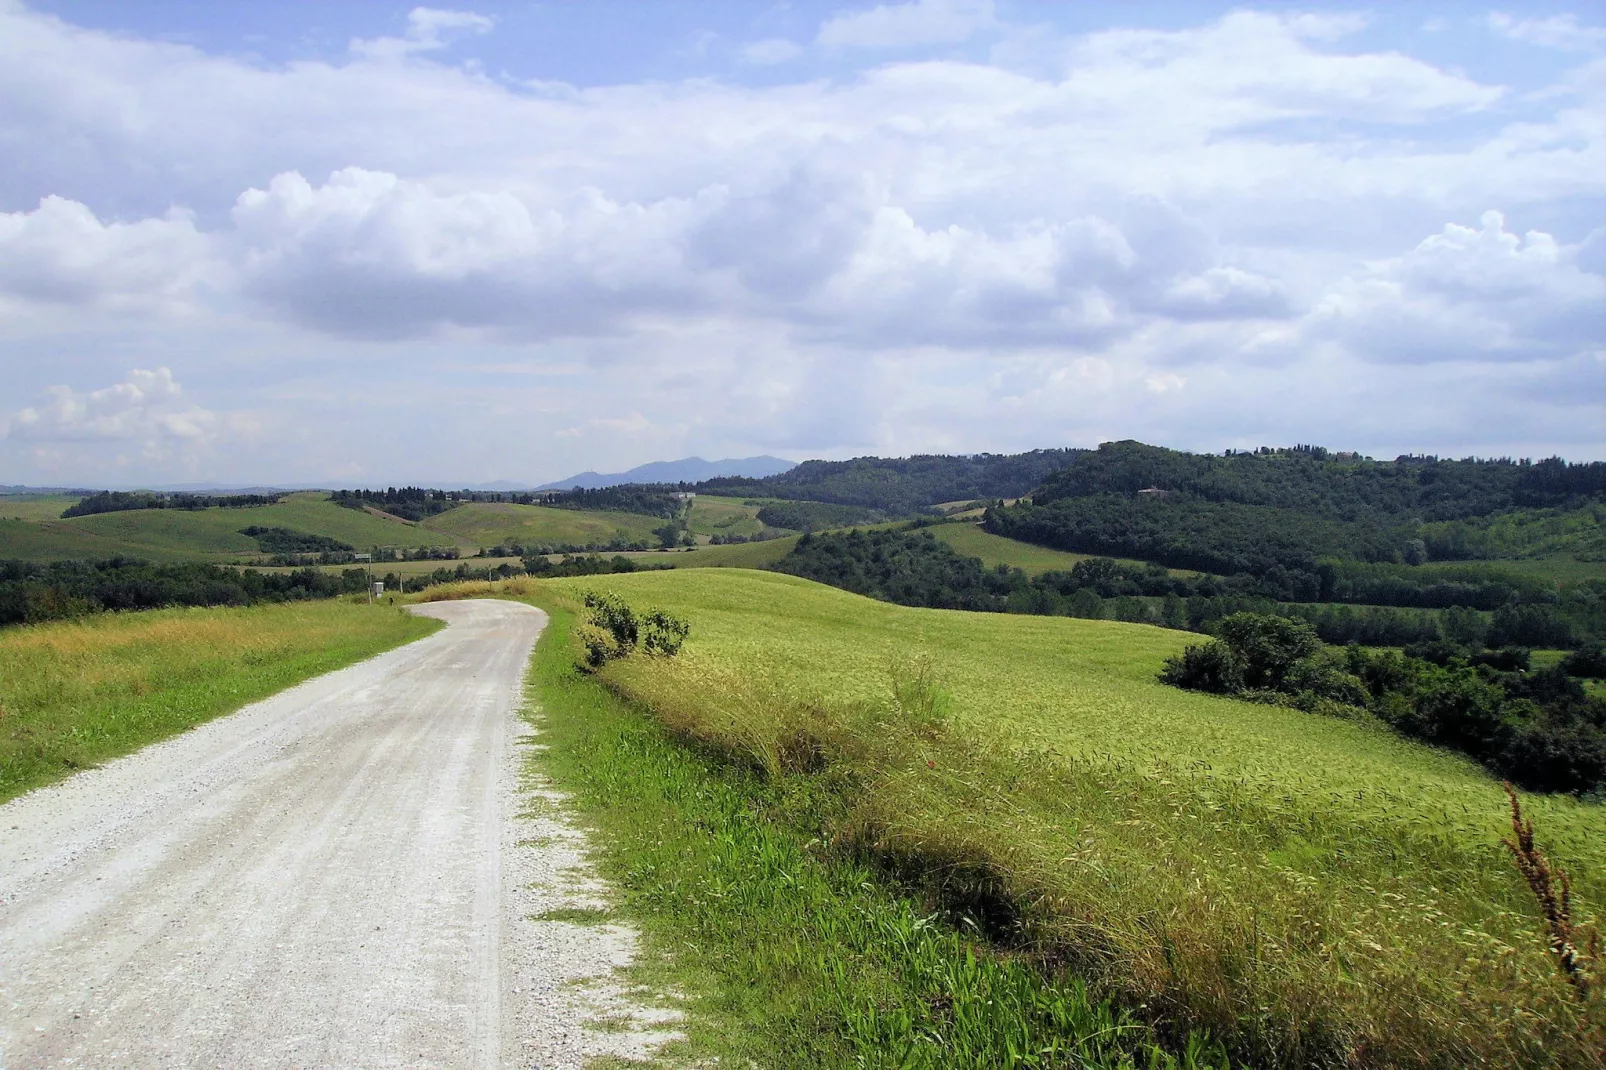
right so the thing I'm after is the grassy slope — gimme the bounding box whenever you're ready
[929,522,1200,576]
[445,570,1600,1066]
[685,495,772,539]
[0,600,439,802]
[0,495,81,521]
[604,536,801,570]
[928,523,1127,575]
[418,501,662,548]
[0,492,460,562]
[524,604,1223,1069]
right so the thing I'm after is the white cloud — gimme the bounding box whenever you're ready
[9,368,220,454]
[739,38,803,65]
[351,7,494,60]
[0,196,212,312]
[227,167,710,339]
[1488,12,1606,54]
[817,0,996,49]
[1299,211,1606,364]
[0,2,1601,482]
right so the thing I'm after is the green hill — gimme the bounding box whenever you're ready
[0,492,461,562]
[927,521,1185,576]
[417,501,664,550]
[478,568,1602,1066]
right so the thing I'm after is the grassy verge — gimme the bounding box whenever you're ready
[523,597,1227,1069]
[425,572,1603,1068]
[0,599,439,802]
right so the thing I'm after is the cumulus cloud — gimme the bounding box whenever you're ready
[228,168,708,339]
[0,196,212,312]
[0,1,1600,481]
[9,368,219,451]
[1300,212,1606,364]
[817,0,996,49]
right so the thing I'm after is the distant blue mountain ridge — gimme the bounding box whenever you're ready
[535,455,795,491]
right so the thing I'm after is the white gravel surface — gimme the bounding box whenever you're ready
[0,598,675,1069]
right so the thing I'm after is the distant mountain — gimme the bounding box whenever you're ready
[0,484,97,496]
[537,455,795,491]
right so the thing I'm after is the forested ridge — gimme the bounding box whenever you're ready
[697,449,1081,512]
[986,442,1606,588]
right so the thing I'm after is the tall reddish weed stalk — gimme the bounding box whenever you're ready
[1502,782,1599,1001]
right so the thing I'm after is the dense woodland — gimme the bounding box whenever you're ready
[698,449,1081,512]
[986,442,1606,581]
[62,490,283,518]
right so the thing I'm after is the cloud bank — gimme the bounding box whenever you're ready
[0,1,1601,484]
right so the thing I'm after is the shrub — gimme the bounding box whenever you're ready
[1561,646,1606,680]
[1215,612,1321,690]
[642,609,690,656]
[578,590,689,667]
[1158,639,1242,693]
[1469,646,1531,672]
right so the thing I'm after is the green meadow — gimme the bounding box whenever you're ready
[0,599,438,802]
[415,500,664,548]
[0,494,81,521]
[427,569,1603,1067]
[685,494,773,539]
[0,491,461,562]
[925,522,1173,576]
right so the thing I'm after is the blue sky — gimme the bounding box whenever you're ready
[1,0,1602,485]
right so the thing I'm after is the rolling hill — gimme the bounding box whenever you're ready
[430,567,1604,1066]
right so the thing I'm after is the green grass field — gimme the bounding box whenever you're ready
[685,495,774,539]
[605,536,800,570]
[0,492,461,562]
[516,602,1225,1069]
[926,522,1190,576]
[0,494,81,521]
[416,501,663,549]
[0,599,439,802]
[426,569,1603,1066]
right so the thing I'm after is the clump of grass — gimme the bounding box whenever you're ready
[0,601,438,802]
[533,906,615,925]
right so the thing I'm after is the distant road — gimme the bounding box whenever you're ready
[0,599,650,1068]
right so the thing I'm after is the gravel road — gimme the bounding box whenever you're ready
[0,598,671,1069]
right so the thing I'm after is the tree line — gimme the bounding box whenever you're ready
[331,485,685,520]
[0,559,372,626]
[772,527,1593,649]
[62,490,283,518]
[1160,613,1606,794]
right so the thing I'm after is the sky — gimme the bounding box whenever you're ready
[0,0,1602,487]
